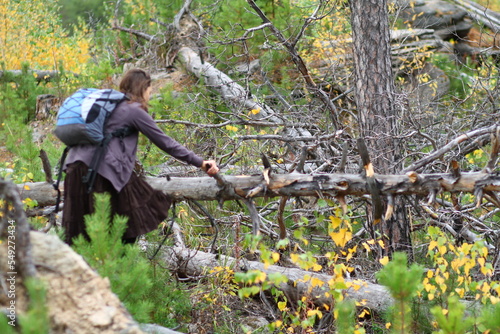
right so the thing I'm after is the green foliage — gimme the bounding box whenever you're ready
[58,0,107,33]
[72,193,154,323]
[72,193,191,327]
[478,303,500,333]
[0,63,55,182]
[2,0,500,332]
[429,53,476,101]
[376,252,424,334]
[0,278,49,334]
[335,299,357,334]
[17,279,50,334]
[0,63,45,123]
[430,296,472,334]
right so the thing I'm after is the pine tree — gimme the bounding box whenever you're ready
[72,193,154,322]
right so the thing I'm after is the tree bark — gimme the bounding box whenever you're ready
[350,0,412,258]
[1,180,37,279]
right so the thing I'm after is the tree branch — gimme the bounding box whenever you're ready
[0,180,37,279]
[245,0,340,130]
[111,25,156,41]
[402,125,498,172]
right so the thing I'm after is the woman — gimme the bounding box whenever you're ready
[62,68,219,244]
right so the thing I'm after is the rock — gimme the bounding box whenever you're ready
[89,306,117,327]
[240,316,269,332]
[140,324,185,334]
[22,232,145,334]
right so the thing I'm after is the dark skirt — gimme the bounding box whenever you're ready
[62,161,171,244]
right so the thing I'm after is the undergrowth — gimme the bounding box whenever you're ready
[71,193,192,329]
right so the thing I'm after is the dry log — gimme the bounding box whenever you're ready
[0,70,75,83]
[18,170,500,206]
[18,182,57,207]
[176,47,315,139]
[450,0,500,32]
[162,246,393,311]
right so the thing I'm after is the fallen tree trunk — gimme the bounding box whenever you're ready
[451,0,500,32]
[176,46,314,139]
[0,70,75,83]
[18,170,500,205]
[162,246,393,311]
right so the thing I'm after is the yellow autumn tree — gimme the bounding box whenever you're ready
[0,0,90,73]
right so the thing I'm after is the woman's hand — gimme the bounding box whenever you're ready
[201,160,219,176]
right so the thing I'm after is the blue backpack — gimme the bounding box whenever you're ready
[54,88,128,145]
[53,88,132,210]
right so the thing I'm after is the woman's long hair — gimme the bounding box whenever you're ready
[119,68,151,110]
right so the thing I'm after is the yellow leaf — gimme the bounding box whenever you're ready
[24,185,30,190]
[312,263,322,271]
[306,309,323,319]
[362,242,371,252]
[278,301,287,311]
[272,252,280,263]
[330,228,352,247]
[379,256,389,266]
[310,277,325,288]
[329,216,342,228]
[481,246,489,257]
[358,309,370,318]
[439,245,447,255]
[254,271,267,283]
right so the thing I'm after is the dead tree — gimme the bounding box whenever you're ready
[350,0,412,258]
[0,179,36,279]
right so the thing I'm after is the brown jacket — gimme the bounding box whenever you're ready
[64,101,203,191]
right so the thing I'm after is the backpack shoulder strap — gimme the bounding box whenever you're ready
[83,126,135,193]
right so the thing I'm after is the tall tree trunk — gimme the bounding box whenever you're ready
[349,0,412,258]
